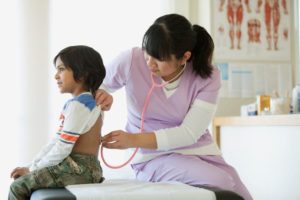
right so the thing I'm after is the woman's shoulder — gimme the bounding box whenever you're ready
[131,47,145,59]
[183,66,221,103]
[210,66,221,81]
[186,64,220,83]
[117,47,143,56]
[109,47,143,64]
[183,65,221,95]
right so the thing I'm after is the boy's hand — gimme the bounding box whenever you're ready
[95,89,113,111]
[10,167,29,180]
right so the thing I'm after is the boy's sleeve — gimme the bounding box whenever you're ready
[29,101,100,171]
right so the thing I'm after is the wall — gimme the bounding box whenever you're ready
[18,0,50,164]
[0,0,50,198]
[221,125,300,200]
[198,1,300,199]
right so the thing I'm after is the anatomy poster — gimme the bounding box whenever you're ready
[212,0,291,61]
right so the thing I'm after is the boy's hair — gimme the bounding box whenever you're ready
[53,45,106,96]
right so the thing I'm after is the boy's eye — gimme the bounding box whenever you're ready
[58,67,65,72]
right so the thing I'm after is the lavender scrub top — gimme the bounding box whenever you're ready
[103,47,221,164]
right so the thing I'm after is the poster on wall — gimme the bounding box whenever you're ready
[212,0,291,61]
[216,62,292,98]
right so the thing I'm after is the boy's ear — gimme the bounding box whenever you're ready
[79,73,88,81]
[76,76,86,85]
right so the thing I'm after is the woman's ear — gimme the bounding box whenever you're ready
[181,51,191,64]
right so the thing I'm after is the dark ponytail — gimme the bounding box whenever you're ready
[191,25,214,79]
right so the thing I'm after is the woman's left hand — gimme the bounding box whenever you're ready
[101,130,135,149]
[95,89,113,111]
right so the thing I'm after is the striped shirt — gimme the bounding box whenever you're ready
[29,92,101,171]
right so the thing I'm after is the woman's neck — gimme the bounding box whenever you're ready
[162,64,186,83]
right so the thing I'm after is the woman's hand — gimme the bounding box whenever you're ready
[10,167,29,180]
[95,89,113,111]
[102,131,158,149]
[101,130,135,149]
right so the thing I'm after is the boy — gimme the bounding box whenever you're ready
[9,45,106,200]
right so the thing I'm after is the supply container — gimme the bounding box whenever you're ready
[256,95,271,115]
[270,97,290,115]
[292,84,300,113]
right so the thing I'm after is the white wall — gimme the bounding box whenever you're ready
[221,125,300,200]
[1,0,175,198]
[17,0,50,164]
[0,0,50,198]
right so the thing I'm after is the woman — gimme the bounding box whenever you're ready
[97,14,252,200]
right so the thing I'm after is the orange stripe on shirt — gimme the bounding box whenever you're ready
[60,133,79,142]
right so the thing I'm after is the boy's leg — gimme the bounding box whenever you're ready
[9,154,103,200]
[46,155,103,185]
[9,155,102,200]
[9,168,57,200]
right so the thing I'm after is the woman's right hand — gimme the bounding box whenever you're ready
[95,89,113,111]
[101,130,136,149]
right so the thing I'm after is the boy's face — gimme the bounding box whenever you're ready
[54,57,85,96]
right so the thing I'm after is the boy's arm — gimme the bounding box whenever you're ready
[30,99,100,171]
[28,137,57,169]
[29,135,73,171]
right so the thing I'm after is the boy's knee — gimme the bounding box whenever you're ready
[9,178,31,199]
[10,180,20,193]
[9,181,22,199]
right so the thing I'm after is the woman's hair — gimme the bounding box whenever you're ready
[53,45,106,96]
[142,13,214,79]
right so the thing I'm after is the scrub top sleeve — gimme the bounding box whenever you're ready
[154,68,221,150]
[196,68,221,104]
[154,99,217,150]
[103,48,133,92]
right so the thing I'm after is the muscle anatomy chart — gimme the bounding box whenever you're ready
[213,0,291,61]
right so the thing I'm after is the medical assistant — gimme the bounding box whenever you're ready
[103,47,221,164]
[102,47,254,200]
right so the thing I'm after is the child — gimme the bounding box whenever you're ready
[9,45,106,200]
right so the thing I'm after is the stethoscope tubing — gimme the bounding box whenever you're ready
[101,64,186,169]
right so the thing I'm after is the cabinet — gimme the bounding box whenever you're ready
[212,114,300,200]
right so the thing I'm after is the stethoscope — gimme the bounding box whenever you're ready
[100,63,186,169]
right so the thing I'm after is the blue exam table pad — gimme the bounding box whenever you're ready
[30,179,243,200]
